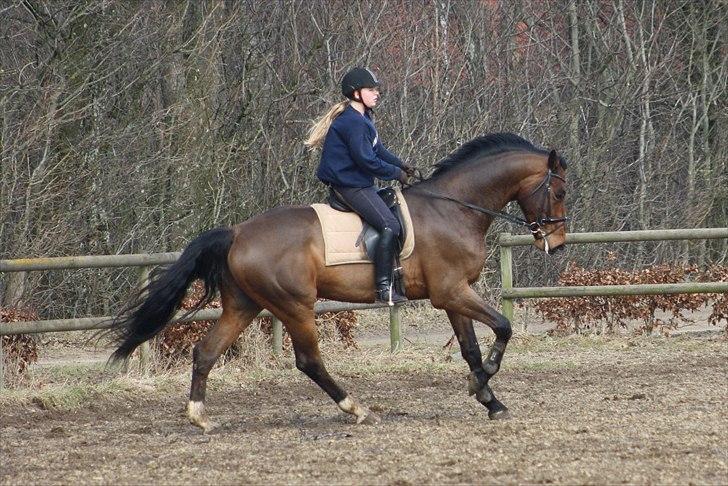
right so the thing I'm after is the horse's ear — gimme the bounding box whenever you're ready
[548,150,559,170]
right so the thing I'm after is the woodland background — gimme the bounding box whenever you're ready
[1,0,726,320]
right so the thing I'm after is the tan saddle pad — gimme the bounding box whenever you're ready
[311,188,415,266]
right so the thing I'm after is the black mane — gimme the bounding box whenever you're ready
[430,132,549,178]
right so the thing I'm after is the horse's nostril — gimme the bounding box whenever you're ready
[551,244,565,254]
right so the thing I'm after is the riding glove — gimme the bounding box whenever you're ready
[401,162,416,176]
[397,169,410,185]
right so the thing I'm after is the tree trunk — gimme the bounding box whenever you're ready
[568,0,581,159]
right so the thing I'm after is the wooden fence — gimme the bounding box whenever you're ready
[498,228,728,325]
[0,254,403,388]
[1,227,726,387]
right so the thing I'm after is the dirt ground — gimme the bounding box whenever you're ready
[1,331,727,485]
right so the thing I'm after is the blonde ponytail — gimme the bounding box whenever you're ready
[304,100,349,149]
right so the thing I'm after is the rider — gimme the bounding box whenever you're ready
[305,67,415,305]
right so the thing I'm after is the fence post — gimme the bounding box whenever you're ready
[138,266,151,374]
[272,317,283,356]
[389,305,401,352]
[499,234,515,328]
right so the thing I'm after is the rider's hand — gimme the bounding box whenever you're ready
[401,161,416,176]
[397,169,410,185]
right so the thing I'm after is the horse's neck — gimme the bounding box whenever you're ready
[410,154,538,237]
[427,155,529,212]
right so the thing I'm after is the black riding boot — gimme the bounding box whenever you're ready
[374,227,407,306]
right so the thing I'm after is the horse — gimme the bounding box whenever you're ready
[107,132,568,432]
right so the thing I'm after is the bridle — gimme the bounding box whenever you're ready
[523,169,568,252]
[407,168,569,249]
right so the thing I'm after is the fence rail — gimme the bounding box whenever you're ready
[498,227,728,247]
[498,227,728,324]
[0,301,396,336]
[0,253,181,272]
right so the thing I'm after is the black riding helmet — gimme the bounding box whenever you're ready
[341,67,380,100]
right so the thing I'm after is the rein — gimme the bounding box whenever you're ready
[406,168,568,239]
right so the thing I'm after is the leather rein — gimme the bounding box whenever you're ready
[406,168,569,241]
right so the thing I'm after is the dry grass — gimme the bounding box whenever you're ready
[3,325,723,414]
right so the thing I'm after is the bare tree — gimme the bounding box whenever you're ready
[1,0,725,316]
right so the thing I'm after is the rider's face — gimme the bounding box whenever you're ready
[359,87,380,107]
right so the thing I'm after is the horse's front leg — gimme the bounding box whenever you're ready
[443,288,512,420]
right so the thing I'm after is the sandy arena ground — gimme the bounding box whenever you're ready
[1,330,726,485]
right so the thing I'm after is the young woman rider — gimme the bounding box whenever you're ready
[305,67,415,305]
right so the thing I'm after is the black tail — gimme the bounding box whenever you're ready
[107,227,233,363]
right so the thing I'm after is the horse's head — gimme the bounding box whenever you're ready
[516,150,568,254]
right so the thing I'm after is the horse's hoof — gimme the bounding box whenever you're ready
[357,411,381,425]
[488,408,511,420]
[202,420,221,434]
[189,416,221,433]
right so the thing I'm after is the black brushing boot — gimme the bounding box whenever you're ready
[374,227,408,306]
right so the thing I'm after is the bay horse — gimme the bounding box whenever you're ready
[108,133,568,431]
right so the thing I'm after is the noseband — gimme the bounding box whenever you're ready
[408,169,569,239]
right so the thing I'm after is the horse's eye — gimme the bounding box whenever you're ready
[554,190,566,201]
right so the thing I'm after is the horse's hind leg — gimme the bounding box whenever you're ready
[188,282,261,432]
[275,303,380,425]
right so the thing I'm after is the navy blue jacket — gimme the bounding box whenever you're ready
[316,105,404,188]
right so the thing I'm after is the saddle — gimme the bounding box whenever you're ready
[327,187,407,261]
